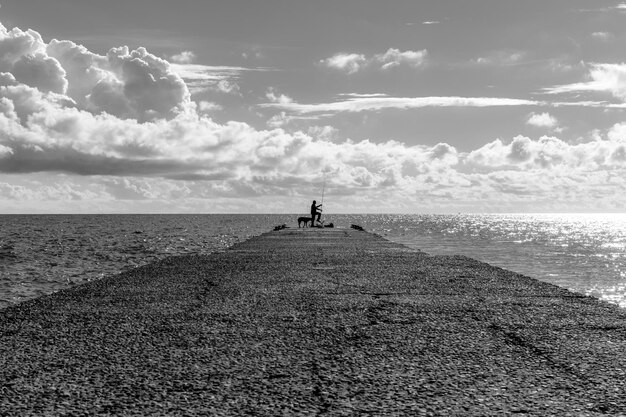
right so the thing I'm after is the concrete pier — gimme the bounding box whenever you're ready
[1,227,625,415]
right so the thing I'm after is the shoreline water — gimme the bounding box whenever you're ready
[1,213,625,309]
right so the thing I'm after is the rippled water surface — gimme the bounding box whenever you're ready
[0,214,294,309]
[1,213,625,309]
[355,213,626,308]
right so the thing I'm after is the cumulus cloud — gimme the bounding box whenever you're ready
[1,19,626,212]
[0,51,475,204]
[12,53,67,94]
[0,24,67,94]
[266,111,292,128]
[465,134,626,172]
[307,125,340,142]
[0,67,466,195]
[197,100,222,113]
[170,50,196,64]
[375,48,428,70]
[101,177,192,200]
[526,112,560,130]
[320,53,366,74]
[591,32,613,42]
[214,79,239,94]
[0,24,194,122]
[0,179,107,202]
[92,46,191,121]
[266,87,293,104]
[321,48,428,74]
[0,143,12,156]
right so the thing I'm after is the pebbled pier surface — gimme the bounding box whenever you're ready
[1,227,626,415]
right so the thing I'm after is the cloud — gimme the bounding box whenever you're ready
[265,111,325,129]
[2,19,626,213]
[101,177,192,200]
[471,51,526,67]
[591,32,613,42]
[375,48,428,70]
[170,63,268,94]
[98,46,190,121]
[544,58,584,74]
[320,53,366,74]
[0,24,68,95]
[197,100,222,113]
[0,143,12,156]
[169,64,242,81]
[242,50,263,60]
[12,53,67,94]
[526,112,560,130]
[338,93,388,98]
[170,50,196,64]
[0,179,107,201]
[266,87,293,104]
[465,52,583,77]
[1,69,466,194]
[576,4,626,12]
[213,79,240,94]
[266,111,292,128]
[307,125,340,142]
[41,38,190,121]
[261,95,541,115]
[465,134,626,172]
[544,63,626,101]
[321,48,428,74]
[0,30,194,122]
[0,54,473,202]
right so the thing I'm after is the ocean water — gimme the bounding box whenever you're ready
[1,213,625,310]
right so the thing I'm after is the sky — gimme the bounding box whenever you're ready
[0,0,625,213]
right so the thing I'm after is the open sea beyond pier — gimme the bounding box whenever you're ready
[1,213,625,310]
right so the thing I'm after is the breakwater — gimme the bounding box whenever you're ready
[1,227,625,415]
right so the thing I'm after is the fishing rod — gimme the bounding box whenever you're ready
[320,173,326,223]
[321,173,326,207]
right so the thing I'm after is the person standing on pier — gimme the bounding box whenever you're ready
[310,200,322,226]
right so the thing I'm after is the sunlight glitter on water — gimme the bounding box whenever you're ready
[357,213,626,308]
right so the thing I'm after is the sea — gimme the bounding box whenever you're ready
[1,213,625,310]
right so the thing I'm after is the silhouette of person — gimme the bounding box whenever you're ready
[310,200,322,226]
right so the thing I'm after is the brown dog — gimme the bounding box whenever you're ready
[298,216,312,228]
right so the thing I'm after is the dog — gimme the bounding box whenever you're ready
[298,216,312,228]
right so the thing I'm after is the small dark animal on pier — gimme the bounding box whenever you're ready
[298,217,312,228]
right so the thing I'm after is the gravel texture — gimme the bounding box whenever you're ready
[1,227,626,416]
